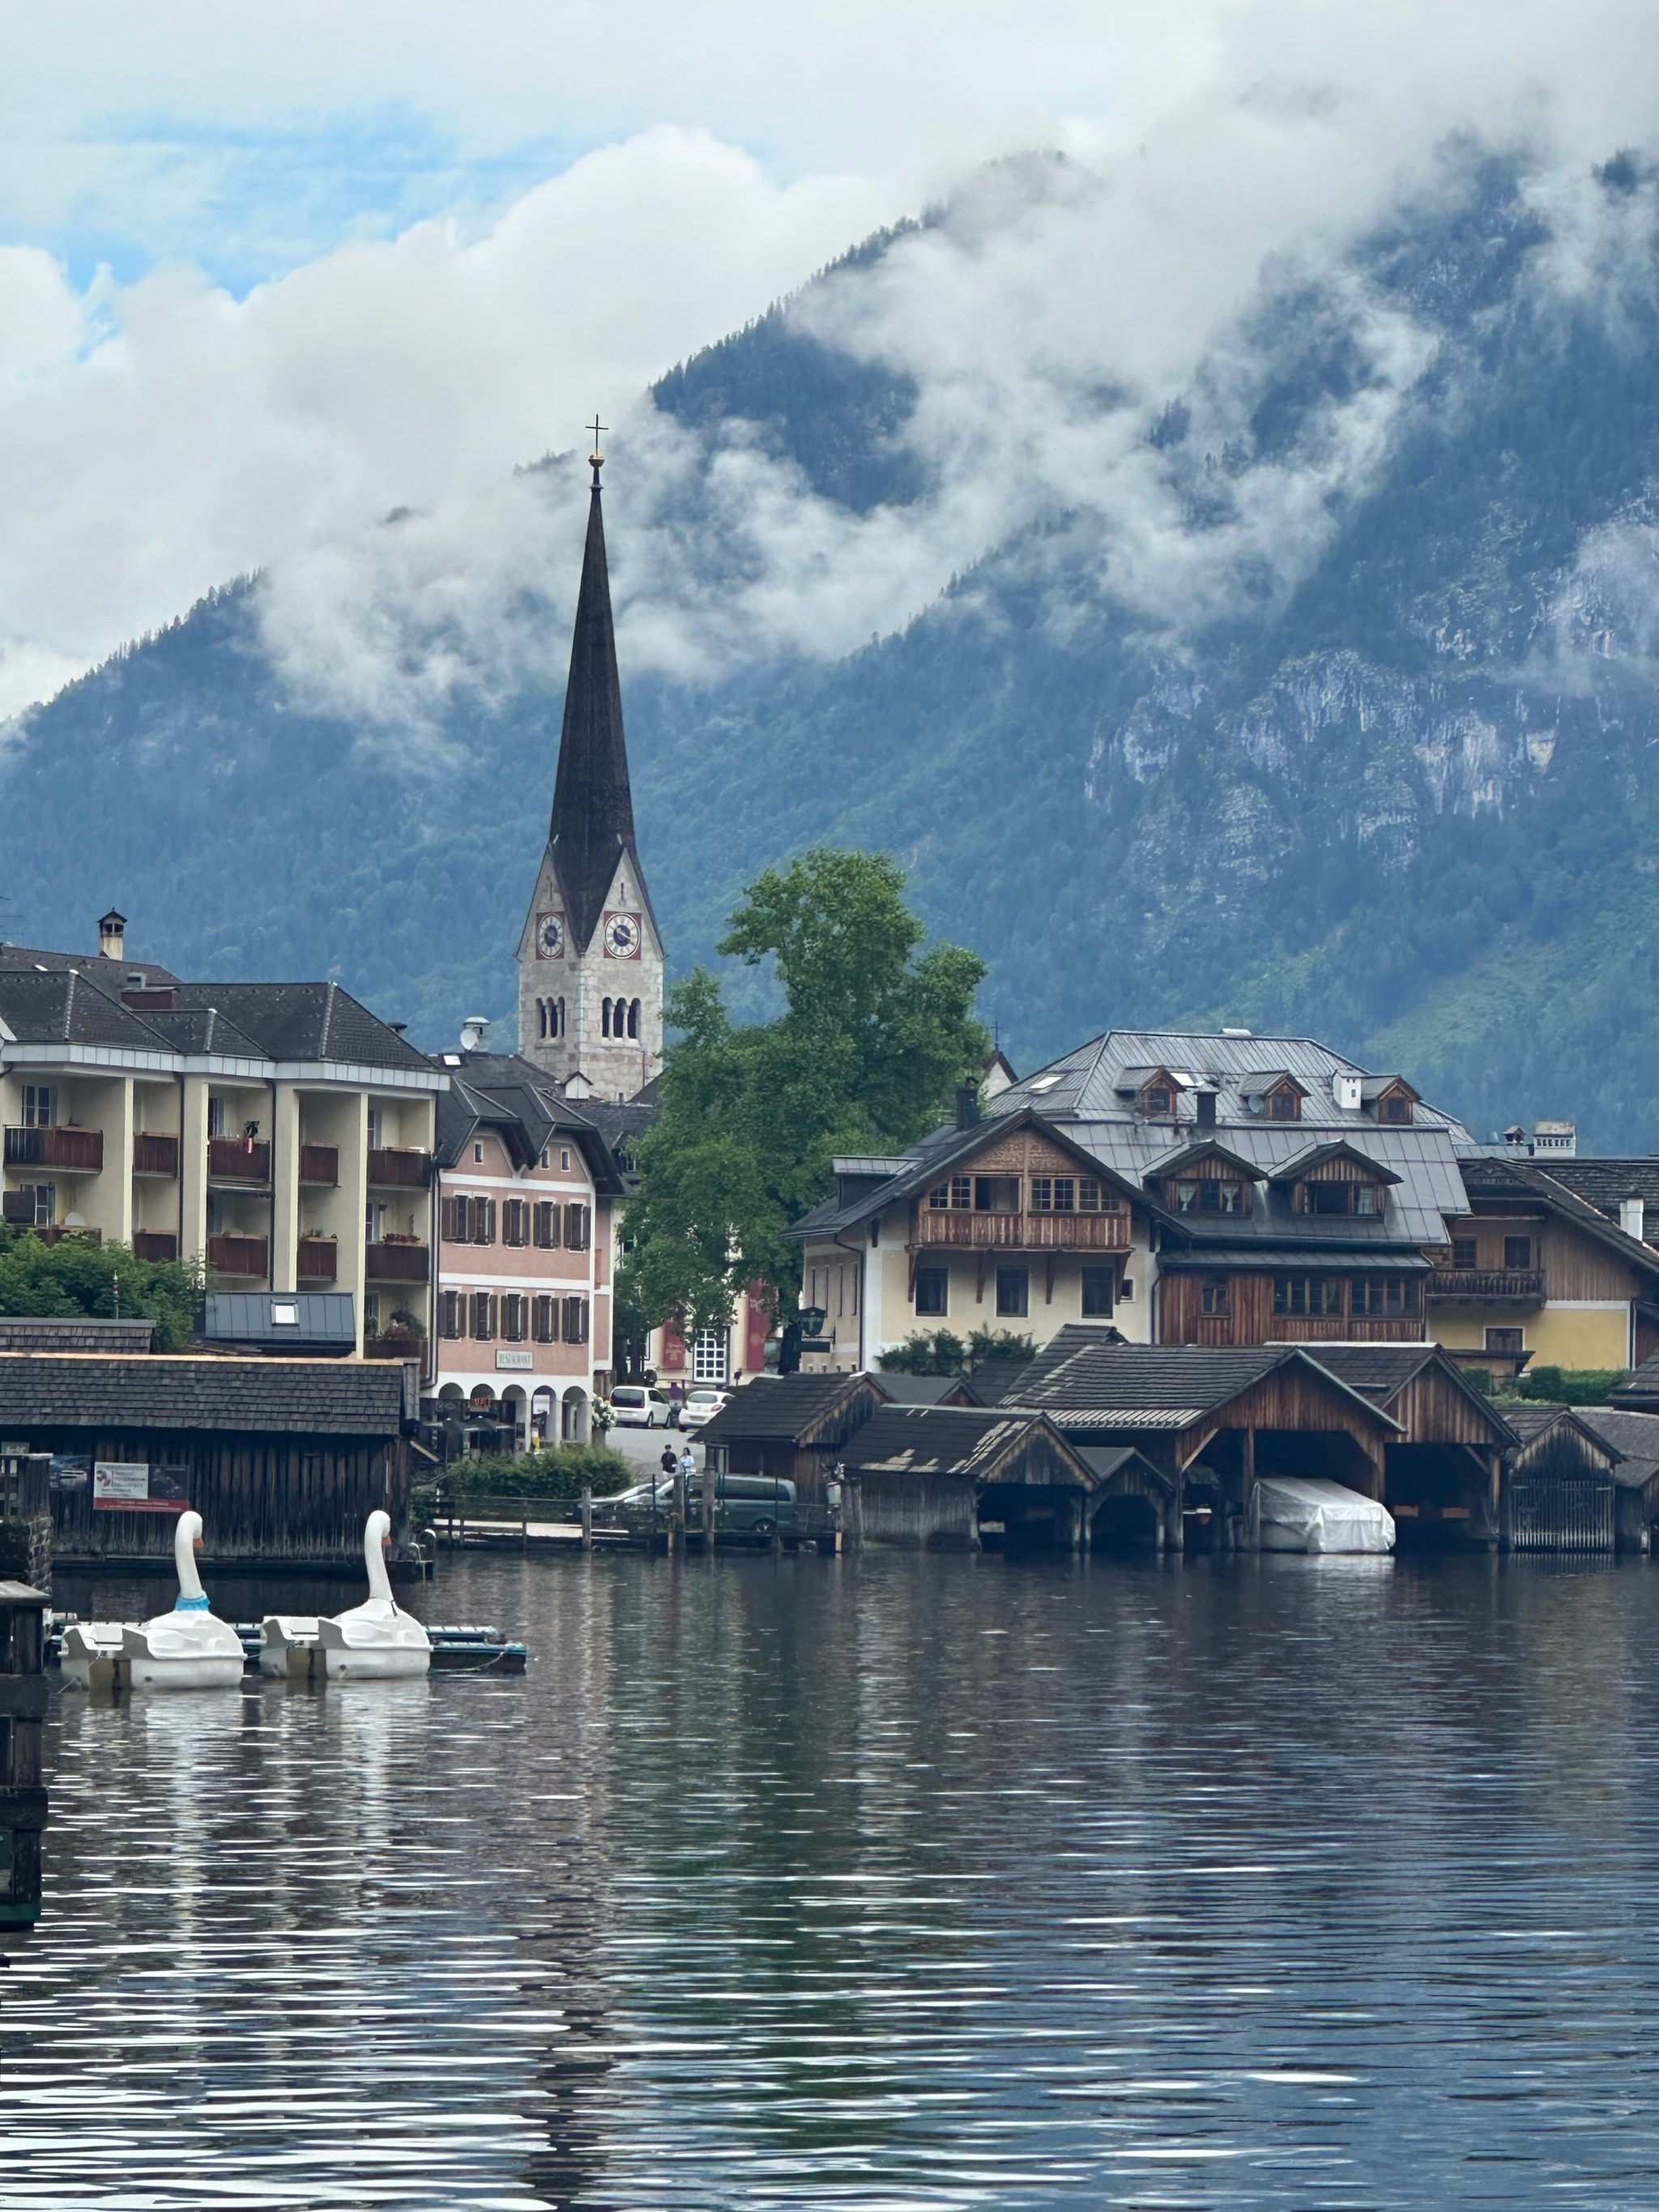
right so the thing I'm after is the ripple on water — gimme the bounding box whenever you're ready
[6,1550,1659,2207]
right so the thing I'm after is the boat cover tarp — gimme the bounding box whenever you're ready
[1252,1475,1396,1555]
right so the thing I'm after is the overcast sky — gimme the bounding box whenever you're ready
[0,1,1654,719]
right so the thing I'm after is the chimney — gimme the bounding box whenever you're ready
[98,909,126,961]
[459,1014,488,1053]
[1533,1119,1577,1158]
[1195,1089,1218,1131]
[955,1083,981,1130]
[1503,1125,1529,1152]
[1621,1196,1646,1241]
[1332,1072,1363,1112]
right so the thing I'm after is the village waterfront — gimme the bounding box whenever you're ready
[6,1546,1659,2209]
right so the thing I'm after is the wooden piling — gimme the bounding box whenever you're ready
[580,1485,593,1552]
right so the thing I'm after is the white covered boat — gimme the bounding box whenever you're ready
[1252,1475,1396,1555]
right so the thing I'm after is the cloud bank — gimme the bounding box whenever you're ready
[6,0,1659,728]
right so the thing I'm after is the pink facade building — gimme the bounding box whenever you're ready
[429,1053,625,1443]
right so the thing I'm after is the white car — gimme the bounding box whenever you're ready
[679,1387,733,1429]
[609,1384,673,1428]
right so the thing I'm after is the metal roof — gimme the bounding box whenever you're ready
[1004,1326,1401,1430]
[203,1292,358,1349]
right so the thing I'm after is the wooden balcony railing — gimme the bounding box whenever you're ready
[915,1209,1131,1251]
[368,1147,432,1189]
[365,1239,430,1282]
[365,1328,424,1361]
[4,1127,102,1172]
[132,1134,180,1177]
[1426,1268,1546,1304]
[207,1137,271,1185]
[298,1144,339,1186]
[207,1233,268,1277]
[297,1236,338,1280]
[133,1231,178,1262]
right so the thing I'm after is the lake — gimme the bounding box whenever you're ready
[5,1545,1659,2209]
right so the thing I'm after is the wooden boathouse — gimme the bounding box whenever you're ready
[1306,1345,1516,1541]
[1003,1326,1402,1548]
[0,1353,416,1570]
[697,1372,890,1492]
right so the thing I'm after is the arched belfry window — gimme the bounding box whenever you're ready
[627,998,640,1039]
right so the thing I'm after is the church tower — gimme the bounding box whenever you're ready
[518,433,663,1100]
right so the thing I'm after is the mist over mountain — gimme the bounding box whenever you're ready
[8,139,1659,1144]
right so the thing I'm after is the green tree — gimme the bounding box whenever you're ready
[622,848,989,1333]
[0,1230,202,1349]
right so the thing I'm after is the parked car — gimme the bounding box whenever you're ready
[686,1474,797,1536]
[679,1386,733,1430]
[609,1385,673,1428]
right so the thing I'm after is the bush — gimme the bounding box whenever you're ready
[1515,1365,1629,1407]
[879,1326,1035,1377]
[440,1442,632,1501]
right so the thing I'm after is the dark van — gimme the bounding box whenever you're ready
[688,1473,797,1537]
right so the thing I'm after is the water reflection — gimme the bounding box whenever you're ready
[6,1550,1659,2206]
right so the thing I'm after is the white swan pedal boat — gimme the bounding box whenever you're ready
[62,1511,246,1691]
[262,1510,430,1681]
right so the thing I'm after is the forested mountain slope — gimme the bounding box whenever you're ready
[6,147,1659,1144]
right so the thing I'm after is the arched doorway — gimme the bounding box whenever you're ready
[501,1386,528,1451]
[561,1388,589,1443]
[531,1386,556,1446]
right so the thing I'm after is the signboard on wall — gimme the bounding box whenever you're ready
[495,1349,533,1371]
[92,1463,190,1514]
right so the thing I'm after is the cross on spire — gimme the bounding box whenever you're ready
[587,414,608,485]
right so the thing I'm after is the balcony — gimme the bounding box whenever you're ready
[365,1238,430,1283]
[6,1223,101,1248]
[133,1231,178,1262]
[297,1236,339,1281]
[208,1137,271,1185]
[1427,1268,1546,1305]
[368,1147,432,1189]
[915,1208,1131,1251]
[132,1134,180,1177]
[298,1144,339,1186]
[4,1127,102,1172]
[365,1327,425,1361]
[207,1233,268,1278]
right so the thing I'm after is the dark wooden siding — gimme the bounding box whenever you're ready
[1159,1271,1425,1346]
[1502,1424,1618,1552]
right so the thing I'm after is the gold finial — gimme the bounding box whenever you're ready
[587,412,608,481]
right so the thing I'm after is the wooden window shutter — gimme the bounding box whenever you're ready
[534,1200,560,1248]
[562,1295,589,1343]
[565,1202,590,1250]
[533,1294,557,1343]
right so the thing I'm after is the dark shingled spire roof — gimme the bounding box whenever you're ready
[548,476,642,950]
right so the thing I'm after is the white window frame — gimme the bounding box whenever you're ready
[692,1330,728,1383]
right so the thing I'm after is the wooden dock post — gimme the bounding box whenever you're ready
[580,1485,593,1552]
[670,1466,686,1555]
[702,1466,715,1548]
[0,1580,48,1930]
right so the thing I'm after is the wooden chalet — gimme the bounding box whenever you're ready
[1307,1345,1516,1539]
[0,1353,416,1569]
[1151,1138,1432,1347]
[1002,1325,1402,1548]
[1433,1155,1659,1378]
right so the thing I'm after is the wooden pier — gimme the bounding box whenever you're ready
[0,1578,48,1928]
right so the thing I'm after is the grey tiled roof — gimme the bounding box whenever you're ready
[1461,1158,1659,1285]
[431,1053,624,1191]
[177,982,431,1070]
[1613,1354,1659,1407]
[696,1372,888,1447]
[1572,1406,1659,1467]
[1309,1346,1517,1443]
[0,970,168,1049]
[872,1373,960,1404]
[0,1354,407,1434]
[842,1405,1086,1483]
[1536,1159,1659,1211]
[1005,1325,1399,1431]
[0,1317,156,1354]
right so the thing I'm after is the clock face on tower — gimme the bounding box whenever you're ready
[535,912,565,960]
[603,911,643,960]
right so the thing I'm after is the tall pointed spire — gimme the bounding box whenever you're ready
[548,437,640,950]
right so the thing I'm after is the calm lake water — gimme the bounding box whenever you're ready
[6,1547,1659,2210]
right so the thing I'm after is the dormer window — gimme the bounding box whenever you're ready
[1302,1181,1381,1215]
[1144,1085,1173,1117]
[1362,1076,1418,1125]
[1269,1085,1300,1121]
[1377,1089,1413,1124]
[1171,1177,1248,1215]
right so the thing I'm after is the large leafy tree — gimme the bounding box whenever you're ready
[623,848,989,1332]
[0,1232,203,1349]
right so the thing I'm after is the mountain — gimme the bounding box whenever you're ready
[8,144,1659,1144]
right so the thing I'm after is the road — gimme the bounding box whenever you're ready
[607,1422,706,1471]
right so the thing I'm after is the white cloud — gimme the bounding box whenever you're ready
[4,0,1659,726]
